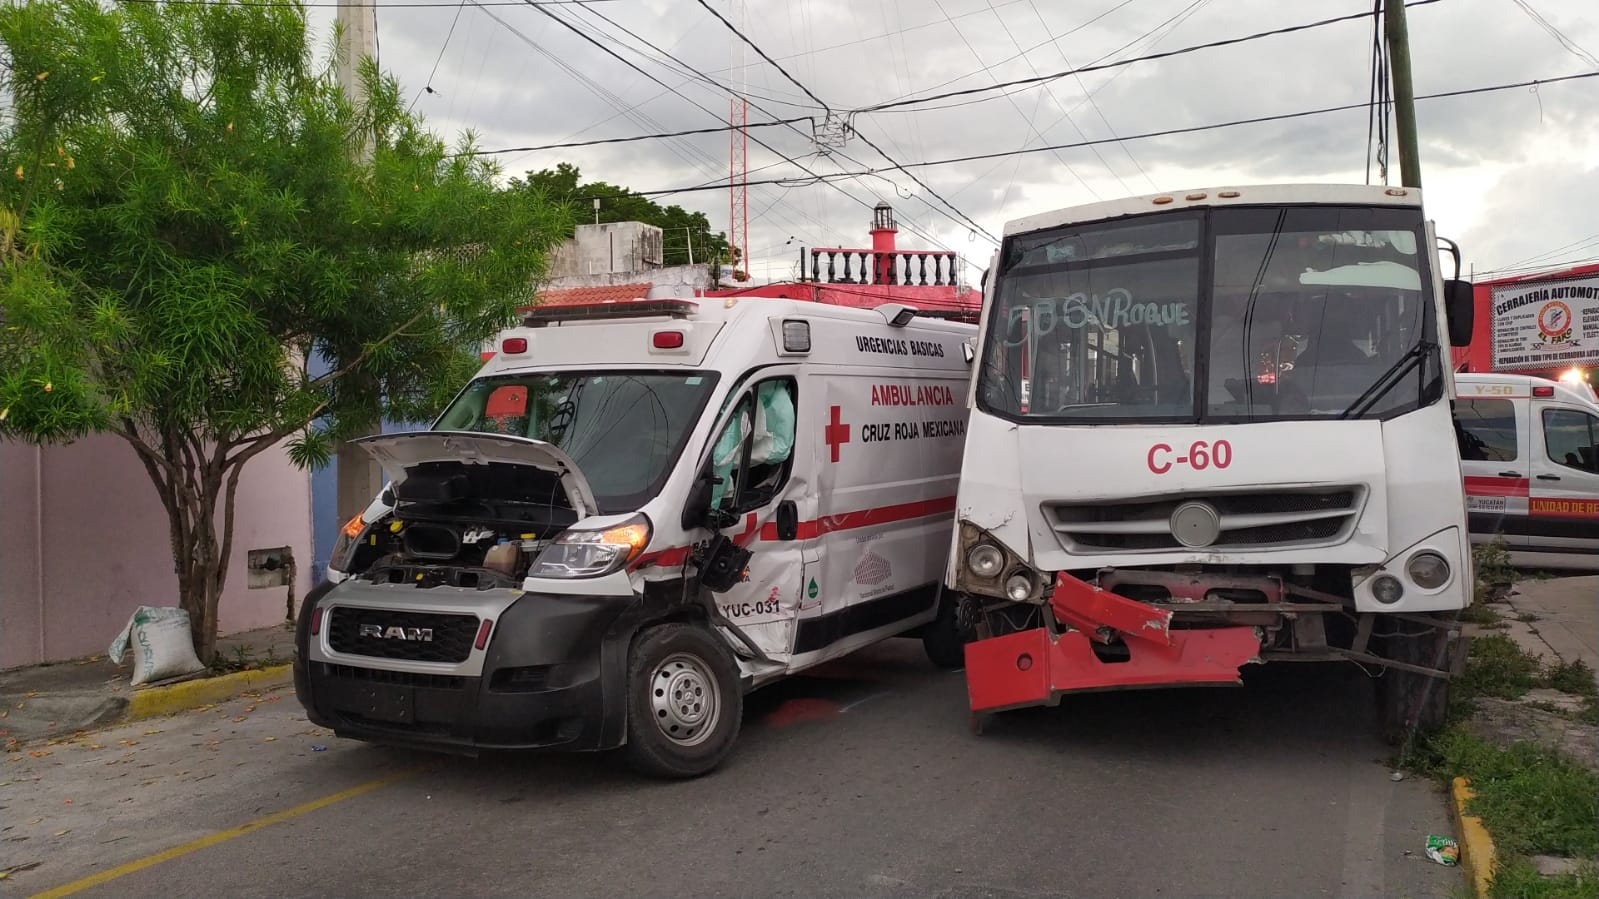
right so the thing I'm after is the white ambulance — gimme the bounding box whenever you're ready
[1454,372,1599,562]
[293,296,977,777]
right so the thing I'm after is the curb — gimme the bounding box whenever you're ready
[125,664,294,723]
[1452,776,1497,899]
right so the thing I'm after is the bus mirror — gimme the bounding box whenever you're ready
[962,339,976,364]
[1444,279,1474,347]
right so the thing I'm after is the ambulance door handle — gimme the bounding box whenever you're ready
[774,500,799,541]
[1536,474,1562,481]
[1498,471,1521,478]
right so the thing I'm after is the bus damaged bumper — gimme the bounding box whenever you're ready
[963,572,1262,716]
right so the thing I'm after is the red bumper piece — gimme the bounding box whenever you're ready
[1049,572,1174,646]
[963,626,1262,714]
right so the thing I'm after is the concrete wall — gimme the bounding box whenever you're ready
[0,435,313,668]
[547,222,665,279]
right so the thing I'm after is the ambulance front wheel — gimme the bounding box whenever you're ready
[923,589,971,670]
[623,622,744,779]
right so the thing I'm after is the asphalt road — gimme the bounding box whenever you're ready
[3,640,1460,899]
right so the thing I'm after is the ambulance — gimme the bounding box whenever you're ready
[1454,372,1599,561]
[293,296,977,777]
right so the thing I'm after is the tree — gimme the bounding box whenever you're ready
[509,163,733,269]
[0,0,571,661]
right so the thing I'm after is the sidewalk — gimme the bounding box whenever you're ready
[1499,574,1598,690]
[1,622,297,746]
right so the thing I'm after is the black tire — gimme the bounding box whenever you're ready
[922,588,969,670]
[1375,622,1454,744]
[623,623,743,779]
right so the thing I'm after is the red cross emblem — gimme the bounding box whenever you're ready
[824,405,851,463]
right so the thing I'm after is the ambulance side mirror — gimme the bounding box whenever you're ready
[961,339,976,365]
[1444,279,1474,347]
[680,472,718,530]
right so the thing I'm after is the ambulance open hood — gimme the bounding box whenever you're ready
[352,431,599,519]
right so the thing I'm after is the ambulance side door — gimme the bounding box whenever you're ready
[1528,401,1599,555]
[1454,390,1529,547]
[696,368,808,659]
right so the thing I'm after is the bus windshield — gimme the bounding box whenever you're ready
[434,370,719,513]
[979,205,1441,423]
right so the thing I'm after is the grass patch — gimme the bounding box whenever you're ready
[208,643,286,675]
[1516,612,1540,623]
[1434,730,1599,859]
[1458,634,1544,701]
[1487,858,1599,899]
[1545,660,1599,698]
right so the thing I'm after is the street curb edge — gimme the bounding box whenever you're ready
[125,664,294,723]
[1452,776,1496,899]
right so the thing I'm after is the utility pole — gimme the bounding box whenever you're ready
[334,0,383,526]
[1384,0,1422,189]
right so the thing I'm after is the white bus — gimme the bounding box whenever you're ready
[943,184,1478,739]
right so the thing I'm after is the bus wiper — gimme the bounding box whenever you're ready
[1339,339,1435,420]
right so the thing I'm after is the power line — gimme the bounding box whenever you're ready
[857,0,1446,114]
[587,72,1599,199]
[1509,0,1599,69]
[690,0,832,112]
[679,0,997,244]
[517,0,855,250]
[408,0,469,112]
[464,118,814,155]
[565,0,972,255]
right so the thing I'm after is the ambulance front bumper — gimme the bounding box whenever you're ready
[294,581,638,754]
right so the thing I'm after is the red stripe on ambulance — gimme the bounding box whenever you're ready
[633,497,958,571]
[1463,475,1530,497]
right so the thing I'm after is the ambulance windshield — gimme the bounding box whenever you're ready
[435,370,719,512]
[980,204,1440,423]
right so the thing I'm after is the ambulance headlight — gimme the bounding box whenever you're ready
[329,513,368,574]
[1405,551,1451,590]
[530,515,652,579]
[967,544,1004,578]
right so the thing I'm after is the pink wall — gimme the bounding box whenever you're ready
[1,434,312,668]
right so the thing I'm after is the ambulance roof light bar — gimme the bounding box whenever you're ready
[522,299,699,328]
[877,303,919,328]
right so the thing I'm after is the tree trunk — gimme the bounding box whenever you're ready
[119,424,234,665]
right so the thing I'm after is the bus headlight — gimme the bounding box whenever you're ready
[1371,575,1405,604]
[1405,551,1451,590]
[967,544,1004,578]
[1004,573,1034,601]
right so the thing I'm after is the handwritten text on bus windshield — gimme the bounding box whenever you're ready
[1004,288,1191,344]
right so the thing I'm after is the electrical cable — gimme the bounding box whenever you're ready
[689,0,832,112]
[564,0,970,255]
[576,72,1599,199]
[464,118,814,155]
[857,0,1446,114]
[408,0,468,111]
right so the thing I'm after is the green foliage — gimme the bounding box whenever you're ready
[1457,634,1544,701]
[1487,858,1598,899]
[0,0,569,657]
[1473,538,1516,593]
[510,162,731,267]
[1433,729,1599,859]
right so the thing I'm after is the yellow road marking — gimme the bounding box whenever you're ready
[28,767,421,899]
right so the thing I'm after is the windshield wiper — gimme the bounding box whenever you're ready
[1339,339,1435,420]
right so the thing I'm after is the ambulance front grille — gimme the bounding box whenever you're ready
[1046,487,1364,553]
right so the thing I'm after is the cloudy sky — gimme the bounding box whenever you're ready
[310,0,1597,283]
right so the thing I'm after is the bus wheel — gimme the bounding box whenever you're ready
[1375,623,1453,744]
[922,589,971,670]
[624,623,743,779]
